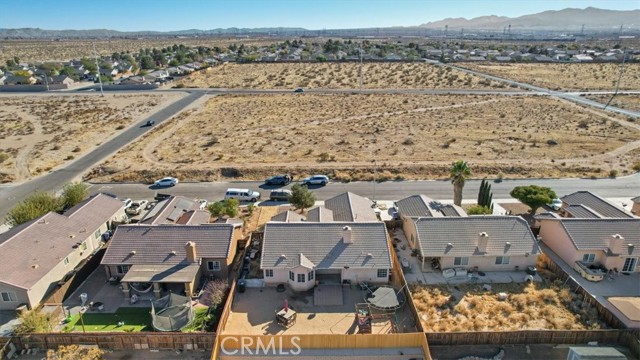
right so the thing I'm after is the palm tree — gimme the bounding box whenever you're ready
[450,160,471,206]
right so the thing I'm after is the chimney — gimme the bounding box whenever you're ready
[477,232,489,253]
[185,241,197,263]
[342,226,353,244]
[609,234,624,255]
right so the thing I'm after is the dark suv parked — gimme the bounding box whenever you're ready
[269,189,292,202]
[265,174,292,186]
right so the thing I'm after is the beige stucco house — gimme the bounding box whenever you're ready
[0,194,125,310]
[631,196,640,216]
[101,224,238,300]
[537,217,640,275]
[260,222,392,291]
[395,194,467,249]
[410,216,539,272]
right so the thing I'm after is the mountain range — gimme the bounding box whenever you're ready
[419,7,640,30]
[0,7,637,39]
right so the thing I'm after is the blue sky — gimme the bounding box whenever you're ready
[0,0,637,31]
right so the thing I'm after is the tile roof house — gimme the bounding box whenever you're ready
[0,194,125,310]
[260,222,392,291]
[140,196,208,225]
[631,196,640,216]
[102,224,238,299]
[395,194,467,249]
[537,217,640,276]
[412,216,538,272]
[306,206,334,222]
[560,191,635,219]
[271,210,306,223]
[324,192,378,222]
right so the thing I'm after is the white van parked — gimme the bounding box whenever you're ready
[224,188,261,202]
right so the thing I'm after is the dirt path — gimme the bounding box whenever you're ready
[12,110,44,181]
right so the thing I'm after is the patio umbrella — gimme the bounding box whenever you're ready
[284,299,289,312]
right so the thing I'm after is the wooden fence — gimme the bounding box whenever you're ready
[538,252,627,329]
[388,234,424,333]
[10,332,215,352]
[426,329,635,346]
[42,249,105,305]
[212,333,429,359]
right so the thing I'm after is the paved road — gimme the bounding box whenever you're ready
[0,92,203,219]
[84,173,640,204]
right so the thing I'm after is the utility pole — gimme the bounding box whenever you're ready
[358,46,363,89]
[43,73,49,91]
[93,43,104,97]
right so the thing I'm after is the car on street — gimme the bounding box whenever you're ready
[121,198,133,208]
[302,175,329,186]
[154,177,178,187]
[265,174,292,186]
[225,188,261,202]
[547,198,563,211]
[145,120,155,126]
[126,200,149,215]
[294,88,304,93]
[269,189,292,202]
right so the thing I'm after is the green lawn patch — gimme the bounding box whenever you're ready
[63,307,151,332]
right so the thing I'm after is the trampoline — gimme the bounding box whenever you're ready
[366,286,405,311]
[150,293,195,332]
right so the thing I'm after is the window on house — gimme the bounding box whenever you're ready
[495,256,510,265]
[207,261,221,271]
[297,273,305,283]
[117,265,130,274]
[582,254,596,263]
[454,257,469,266]
[308,271,314,280]
[80,242,87,251]
[94,229,101,239]
[265,269,274,277]
[377,269,388,278]
[63,257,69,266]
[289,271,294,281]
[1,292,18,302]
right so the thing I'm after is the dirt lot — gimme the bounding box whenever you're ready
[0,93,182,183]
[585,94,640,112]
[176,62,504,89]
[459,63,640,91]
[411,279,605,332]
[86,93,640,183]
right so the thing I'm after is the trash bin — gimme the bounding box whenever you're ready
[238,280,246,293]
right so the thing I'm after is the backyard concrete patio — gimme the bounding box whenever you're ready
[224,286,417,335]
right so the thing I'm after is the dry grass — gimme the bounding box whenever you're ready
[0,93,182,183]
[458,63,640,91]
[585,94,640,112]
[86,93,640,183]
[177,62,503,89]
[411,282,604,332]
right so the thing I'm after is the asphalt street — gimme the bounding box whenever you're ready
[0,92,203,219]
[85,173,640,204]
